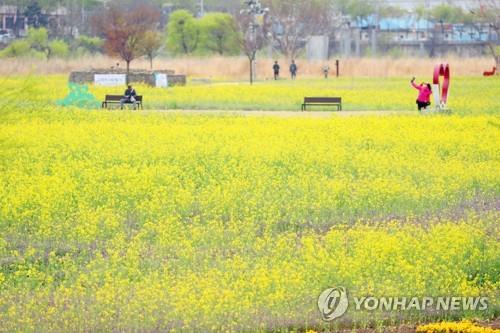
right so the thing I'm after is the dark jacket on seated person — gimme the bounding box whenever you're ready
[124,87,137,102]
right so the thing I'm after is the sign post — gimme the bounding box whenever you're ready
[154,73,168,88]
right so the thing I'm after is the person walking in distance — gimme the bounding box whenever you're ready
[290,60,298,80]
[273,61,280,80]
[322,64,330,79]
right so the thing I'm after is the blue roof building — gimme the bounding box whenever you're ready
[352,15,496,43]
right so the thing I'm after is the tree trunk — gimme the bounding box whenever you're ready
[355,29,361,57]
[249,57,253,85]
[371,27,377,55]
[150,57,153,70]
[126,61,130,84]
[14,8,20,38]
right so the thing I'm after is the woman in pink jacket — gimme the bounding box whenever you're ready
[411,77,432,111]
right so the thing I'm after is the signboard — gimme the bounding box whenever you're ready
[155,73,168,88]
[94,74,127,86]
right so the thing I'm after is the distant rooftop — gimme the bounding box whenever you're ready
[355,15,495,42]
[384,0,482,10]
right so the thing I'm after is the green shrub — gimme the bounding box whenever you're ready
[0,40,31,58]
[76,35,103,54]
[49,39,69,58]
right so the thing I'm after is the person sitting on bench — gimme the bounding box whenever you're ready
[120,84,138,110]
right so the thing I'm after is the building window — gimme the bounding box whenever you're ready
[5,17,14,29]
[16,18,25,29]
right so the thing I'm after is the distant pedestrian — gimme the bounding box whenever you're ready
[410,77,432,111]
[322,64,330,79]
[290,60,298,80]
[273,61,280,80]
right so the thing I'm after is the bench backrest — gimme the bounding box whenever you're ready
[304,97,341,103]
[105,95,143,102]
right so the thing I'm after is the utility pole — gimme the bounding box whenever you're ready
[199,0,204,17]
[81,0,85,35]
[371,2,379,56]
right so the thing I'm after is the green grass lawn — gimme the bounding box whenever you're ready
[1,75,499,114]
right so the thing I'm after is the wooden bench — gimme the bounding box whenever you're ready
[101,95,143,109]
[301,97,342,111]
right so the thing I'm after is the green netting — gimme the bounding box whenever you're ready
[56,83,101,109]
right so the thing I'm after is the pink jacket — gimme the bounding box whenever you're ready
[412,82,432,102]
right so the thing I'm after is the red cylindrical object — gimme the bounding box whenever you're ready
[433,63,450,104]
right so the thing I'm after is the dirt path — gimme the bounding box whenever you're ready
[147,110,417,118]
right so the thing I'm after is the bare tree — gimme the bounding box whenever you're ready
[471,0,500,69]
[141,30,162,70]
[92,3,160,81]
[264,0,334,58]
[237,10,267,84]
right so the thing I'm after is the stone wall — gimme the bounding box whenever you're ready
[69,69,186,86]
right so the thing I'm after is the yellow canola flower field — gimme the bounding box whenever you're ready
[0,109,498,332]
[417,321,500,333]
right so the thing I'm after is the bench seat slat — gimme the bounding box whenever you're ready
[105,95,122,101]
[302,97,342,111]
[304,97,341,103]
